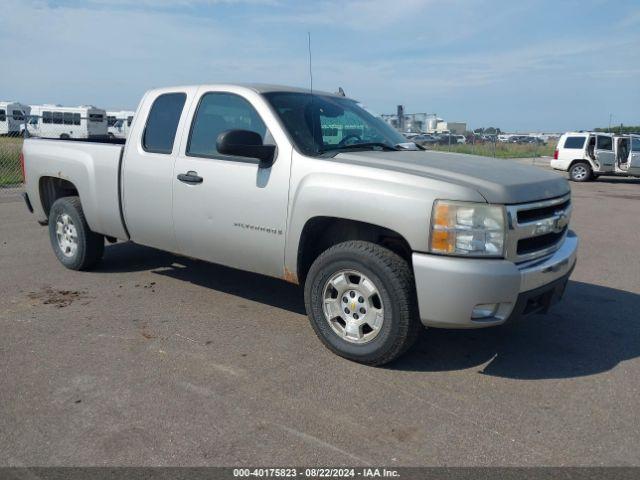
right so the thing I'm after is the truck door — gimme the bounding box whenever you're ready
[121,88,196,252]
[172,88,292,278]
[629,136,640,176]
[594,135,615,172]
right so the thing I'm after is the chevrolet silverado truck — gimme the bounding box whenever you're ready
[21,84,578,365]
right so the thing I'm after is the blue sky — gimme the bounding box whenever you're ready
[2,0,639,132]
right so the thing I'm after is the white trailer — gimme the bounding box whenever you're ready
[26,104,108,139]
[107,110,135,139]
[0,101,30,135]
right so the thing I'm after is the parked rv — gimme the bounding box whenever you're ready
[0,102,30,136]
[551,132,640,181]
[26,105,108,139]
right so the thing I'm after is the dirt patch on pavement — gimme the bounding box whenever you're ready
[27,288,89,308]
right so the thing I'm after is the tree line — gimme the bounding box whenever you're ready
[594,125,640,134]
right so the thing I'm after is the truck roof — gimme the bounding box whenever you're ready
[145,83,346,99]
[246,83,343,97]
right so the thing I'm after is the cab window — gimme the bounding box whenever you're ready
[143,92,187,154]
[187,92,268,159]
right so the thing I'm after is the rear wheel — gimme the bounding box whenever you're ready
[48,196,104,270]
[60,134,70,140]
[304,241,421,366]
[569,161,592,182]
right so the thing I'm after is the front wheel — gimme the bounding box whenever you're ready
[48,196,104,270]
[304,241,421,366]
[569,161,592,182]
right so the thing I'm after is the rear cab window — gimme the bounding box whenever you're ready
[563,136,586,149]
[143,93,187,154]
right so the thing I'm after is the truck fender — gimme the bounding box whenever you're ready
[283,172,466,280]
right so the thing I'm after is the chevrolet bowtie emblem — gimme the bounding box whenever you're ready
[553,212,568,233]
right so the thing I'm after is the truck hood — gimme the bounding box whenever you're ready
[332,150,569,204]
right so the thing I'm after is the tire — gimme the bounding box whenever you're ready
[304,241,421,366]
[48,196,104,270]
[60,134,70,140]
[569,161,592,182]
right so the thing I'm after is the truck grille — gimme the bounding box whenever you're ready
[517,198,571,224]
[505,194,571,263]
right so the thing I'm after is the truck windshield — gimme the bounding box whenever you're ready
[263,92,412,156]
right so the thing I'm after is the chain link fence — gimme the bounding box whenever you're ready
[414,133,558,159]
[0,127,24,188]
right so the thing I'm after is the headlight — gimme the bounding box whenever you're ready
[429,200,506,257]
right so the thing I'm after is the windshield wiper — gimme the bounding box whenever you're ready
[323,142,399,153]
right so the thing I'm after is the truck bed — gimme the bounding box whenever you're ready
[22,137,128,240]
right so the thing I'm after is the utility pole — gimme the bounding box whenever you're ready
[608,114,613,133]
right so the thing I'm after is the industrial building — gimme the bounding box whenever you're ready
[381,105,466,135]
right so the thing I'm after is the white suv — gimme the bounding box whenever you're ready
[551,132,640,181]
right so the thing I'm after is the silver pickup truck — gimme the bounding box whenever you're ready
[21,84,578,365]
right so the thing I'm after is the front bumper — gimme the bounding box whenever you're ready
[412,230,578,328]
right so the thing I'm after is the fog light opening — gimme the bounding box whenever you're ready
[471,303,500,320]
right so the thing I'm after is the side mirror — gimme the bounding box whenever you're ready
[217,129,276,167]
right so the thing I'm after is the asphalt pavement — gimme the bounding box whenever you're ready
[1,163,639,466]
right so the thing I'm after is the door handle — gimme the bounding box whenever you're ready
[177,171,203,184]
